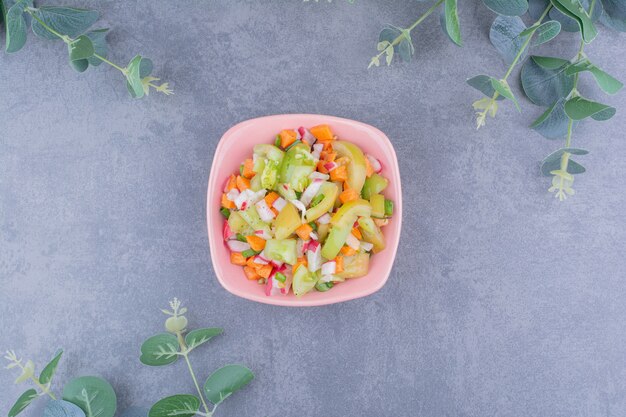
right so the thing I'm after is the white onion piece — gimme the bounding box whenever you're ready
[273,197,287,212]
[345,233,360,250]
[300,179,324,206]
[366,154,383,173]
[309,171,329,181]
[255,199,275,223]
[290,199,307,222]
[226,188,240,202]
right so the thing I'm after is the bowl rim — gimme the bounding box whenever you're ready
[207,113,402,307]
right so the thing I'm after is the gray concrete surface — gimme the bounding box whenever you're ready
[1,1,626,416]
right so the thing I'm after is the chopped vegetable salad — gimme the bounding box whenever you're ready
[220,124,393,297]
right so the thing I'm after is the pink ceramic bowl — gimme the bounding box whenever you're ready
[207,114,402,306]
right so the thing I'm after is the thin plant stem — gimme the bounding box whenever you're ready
[176,332,213,416]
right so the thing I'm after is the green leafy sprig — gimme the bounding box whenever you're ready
[1,0,172,98]
[364,0,624,200]
[140,298,254,417]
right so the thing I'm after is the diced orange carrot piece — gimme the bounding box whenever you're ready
[335,256,344,273]
[244,266,261,280]
[236,175,250,191]
[279,129,298,148]
[351,227,362,240]
[293,257,308,274]
[339,188,359,204]
[242,159,255,179]
[271,207,279,216]
[336,156,350,166]
[230,252,247,266]
[246,257,257,269]
[310,124,334,141]
[317,161,329,174]
[225,174,237,192]
[257,264,273,279]
[330,165,348,182]
[221,193,236,209]
[340,245,357,256]
[364,157,374,177]
[295,223,313,240]
[264,191,279,206]
[246,235,266,252]
[322,141,333,152]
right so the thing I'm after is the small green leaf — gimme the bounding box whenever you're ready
[530,98,576,139]
[185,328,223,351]
[85,28,108,66]
[525,20,561,45]
[31,7,99,40]
[39,349,63,385]
[203,365,254,405]
[466,75,506,100]
[378,25,413,63]
[489,15,529,65]
[68,35,94,61]
[541,148,587,176]
[564,96,616,120]
[490,78,520,111]
[550,0,597,42]
[482,0,529,16]
[5,0,31,53]
[125,55,145,99]
[148,395,199,417]
[8,389,38,417]
[70,59,89,72]
[62,376,117,417]
[43,400,86,417]
[521,55,574,106]
[565,58,624,94]
[140,333,180,366]
[441,0,462,46]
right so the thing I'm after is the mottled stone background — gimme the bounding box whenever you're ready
[1,1,625,416]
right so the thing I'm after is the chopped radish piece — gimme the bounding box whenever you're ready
[345,233,360,250]
[321,261,336,275]
[257,250,270,262]
[307,240,322,272]
[320,274,335,283]
[226,188,240,202]
[223,221,235,241]
[280,270,293,295]
[298,127,316,145]
[296,238,306,257]
[255,199,275,222]
[360,241,374,252]
[273,197,287,212]
[309,231,318,241]
[234,189,265,211]
[366,154,383,173]
[254,229,272,240]
[270,259,284,268]
[226,240,250,252]
[253,256,269,265]
[311,143,323,160]
[318,213,331,224]
[300,178,324,206]
[309,171,329,181]
[324,162,338,172]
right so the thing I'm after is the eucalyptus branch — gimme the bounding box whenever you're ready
[176,332,213,416]
[4,351,57,400]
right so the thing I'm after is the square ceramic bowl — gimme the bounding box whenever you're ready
[207,114,402,306]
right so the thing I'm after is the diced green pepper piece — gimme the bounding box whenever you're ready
[315,281,334,292]
[361,173,388,199]
[384,199,394,216]
[370,194,385,218]
[242,249,260,258]
[305,182,339,222]
[236,233,247,242]
[358,217,385,252]
[321,199,372,259]
[309,193,325,208]
[308,221,318,232]
[333,141,367,193]
[274,135,281,148]
[220,207,231,218]
[265,239,298,265]
[275,272,286,283]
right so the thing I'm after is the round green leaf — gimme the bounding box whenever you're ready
[466,75,505,100]
[39,349,63,385]
[148,395,199,417]
[70,58,89,72]
[530,98,576,139]
[185,328,223,351]
[541,149,586,176]
[530,20,561,45]
[551,0,598,42]
[85,28,109,66]
[62,376,117,417]
[564,96,616,120]
[139,58,153,78]
[490,78,520,111]
[140,333,180,366]
[489,15,529,65]
[125,55,145,98]
[203,364,254,405]
[8,389,38,417]
[31,7,99,40]
[5,0,30,53]
[482,0,528,16]
[43,400,86,417]
[521,55,574,106]
[68,35,94,61]
[565,58,624,94]
[379,25,413,63]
